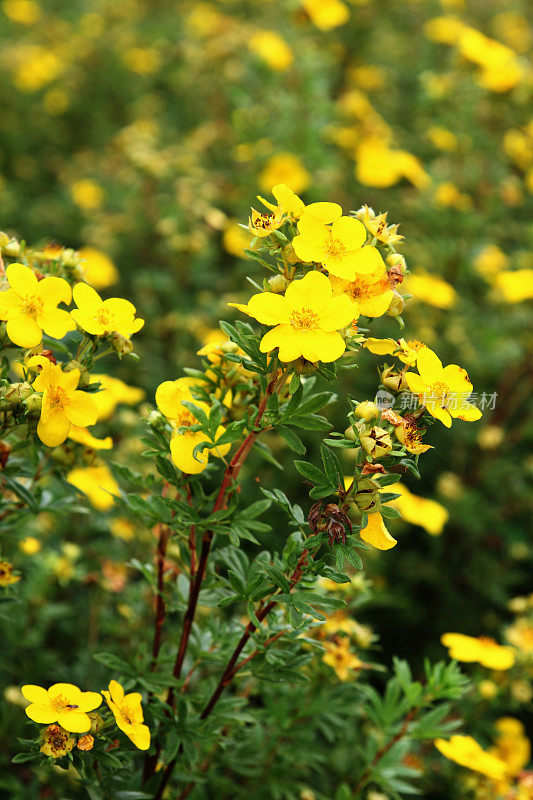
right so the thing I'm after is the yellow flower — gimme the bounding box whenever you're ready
[490,718,531,779]
[493,270,533,303]
[13,46,62,91]
[360,512,397,551]
[249,31,293,72]
[364,337,426,366]
[2,0,41,25]
[257,183,305,220]
[71,283,144,337]
[156,377,230,474]
[329,265,392,318]
[102,680,150,750]
[111,517,135,541]
[386,483,448,536]
[68,426,113,450]
[441,633,516,670]
[230,270,353,363]
[29,356,98,447]
[506,618,533,655]
[78,247,119,289]
[301,0,350,31]
[434,735,508,781]
[427,126,458,152]
[474,245,508,277]
[0,263,74,348]
[19,536,41,555]
[355,138,430,190]
[67,464,119,511]
[405,347,481,428]
[249,206,284,238]
[293,207,383,281]
[259,153,311,195]
[394,418,433,455]
[91,374,145,421]
[356,207,404,246]
[40,724,75,758]
[322,637,362,680]
[0,560,20,586]
[223,221,252,257]
[21,683,102,733]
[70,179,104,211]
[434,182,472,210]
[403,273,457,309]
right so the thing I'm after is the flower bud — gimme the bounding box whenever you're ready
[344,426,357,441]
[61,248,79,267]
[478,680,498,700]
[111,334,133,357]
[0,232,10,249]
[4,382,33,404]
[387,292,404,317]
[386,253,406,269]
[292,357,318,374]
[24,393,43,413]
[354,401,379,421]
[147,409,166,430]
[64,360,91,387]
[352,478,380,512]
[381,366,407,392]
[268,275,288,293]
[360,426,393,459]
[355,205,375,220]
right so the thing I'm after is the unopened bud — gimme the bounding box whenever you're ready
[355,205,375,221]
[4,382,33,403]
[64,360,90,387]
[354,401,379,421]
[61,248,79,267]
[3,240,20,257]
[24,393,42,413]
[292,357,318,374]
[352,478,380,512]
[268,275,288,293]
[0,232,10,249]
[147,409,165,430]
[344,426,357,441]
[386,253,406,269]
[381,366,407,392]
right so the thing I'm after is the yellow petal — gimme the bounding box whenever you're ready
[57,710,91,733]
[71,309,106,336]
[37,276,72,307]
[155,380,181,419]
[25,703,58,724]
[364,338,398,355]
[299,329,346,362]
[317,295,354,332]
[73,282,102,313]
[37,408,71,447]
[108,680,125,703]
[128,723,151,750]
[301,202,342,223]
[39,308,76,340]
[405,372,426,395]
[21,685,49,704]
[65,391,98,427]
[342,245,385,276]
[451,401,482,422]
[6,315,42,347]
[442,364,472,393]
[259,325,302,362]
[417,347,443,385]
[170,430,209,474]
[360,512,397,550]
[247,292,289,325]
[6,263,37,295]
[0,289,22,319]
[78,691,103,712]
[285,270,332,314]
[331,216,366,250]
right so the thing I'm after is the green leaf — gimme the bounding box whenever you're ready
[277,425,306,454]
[294,460,329,486]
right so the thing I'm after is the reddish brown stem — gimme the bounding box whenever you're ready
[352,708,418,796]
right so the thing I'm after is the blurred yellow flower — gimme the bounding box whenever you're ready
[434,182,473,210]
[122,47,161,75]
[70,179,104,211]
[13,46,62,91]
[92,374,145,421]
[111,517,135,541]
[441,633,516,670]
[68,425,113,450]
[427,126,459,152]
[355,138,430,190]
[405,347,481,428]
[2,0,41,24]
[259,153,311,195]
[249,31,293,71]
[360,512,397,550]
[230,270,353,362]
[102,680,150,750]
[78,247,119,289]
[492,270,533,303]
[386,483,448,536]
[67,463,119,510]
[301,0,350,31]
[71,283,144,337]
[322,637,362,680]
[506,618,533,655]
[0,263,74,348]
[403,273,457,309]
[473,244,508,277]
[223,221,252,257]
[30,356,98,447]
[490,718,531,781]
[19,536,41,555]
[21,683,102,733]
[434,735,508,780]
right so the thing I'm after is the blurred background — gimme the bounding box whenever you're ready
[1,0,532,796]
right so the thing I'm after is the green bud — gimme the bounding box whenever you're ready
[3,240,20,257]
[268,275,288,293]
[360,426,393,459]
[387,292,404,317]
[111,334,134,358]
[354,401,379,421]
[0,232,10,249]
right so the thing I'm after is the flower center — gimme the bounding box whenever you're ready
[51,694,78,712]
[290,308,318,330]
[21,295,43,318]
[324,236,347,259]
[175,405,197,428]
[253,213,276,231]
[406,339,424,351]
[96,308,112,326]
[348,276,389,300]
[49,387,68,411]
[427,381,449,406]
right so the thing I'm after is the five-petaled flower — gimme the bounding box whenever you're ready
[329,266,392,318]
[102,680,150,750]
[293,203,382,280]
[21,683,102,732]
[230,270,353,362]
[156,377,230,473]
[434,735,508,781]
[257,183,305,220]
[71,283,144,337]
[322,636,362,681]
[405,347,482,427]
[40,724,75,758]
[0,263,74,348]
[29,355,98,447]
